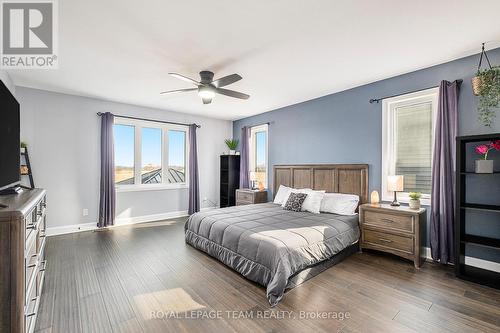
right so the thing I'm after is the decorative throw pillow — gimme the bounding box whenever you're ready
[283,192,308,212]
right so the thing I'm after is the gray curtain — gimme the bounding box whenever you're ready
[98,112,115,227]
[188,124,200,215]
[239,126,251,188]
[430,80,461,263]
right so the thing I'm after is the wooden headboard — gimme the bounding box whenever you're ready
[273,164,369,204]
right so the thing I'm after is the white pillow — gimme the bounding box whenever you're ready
[282,188,325,214]
[273,185,292,205]
[320,193,359,215]
[300,189,325,214]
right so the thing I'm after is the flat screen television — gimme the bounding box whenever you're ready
[0,80,20,191]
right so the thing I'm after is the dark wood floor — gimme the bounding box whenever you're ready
[35,217,500,333]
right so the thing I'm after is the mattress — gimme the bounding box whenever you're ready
[184,203,360,306]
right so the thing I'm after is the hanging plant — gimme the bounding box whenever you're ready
[476,66,500,127]
[472,43,500,127]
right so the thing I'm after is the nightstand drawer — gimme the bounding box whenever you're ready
[363,229,414,254]
[236,191,253,202]
[364,210,414,233]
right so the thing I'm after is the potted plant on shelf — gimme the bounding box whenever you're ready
[474,140,500,173]
[224,139,239,155]
[408,192,422,210]
[20,141,27,153]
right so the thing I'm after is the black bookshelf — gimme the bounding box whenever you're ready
[220,155,240,208]
[455,133,500,289]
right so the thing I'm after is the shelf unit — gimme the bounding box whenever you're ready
[455,133,500,289]
[220,155,240,208]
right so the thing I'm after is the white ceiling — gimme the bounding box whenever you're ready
[8,0,500,120]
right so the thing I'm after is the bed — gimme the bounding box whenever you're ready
[185,164,368,306]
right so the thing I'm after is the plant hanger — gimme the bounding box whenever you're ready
[476,42,493,74]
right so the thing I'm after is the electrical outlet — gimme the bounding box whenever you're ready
[82,208,89,216]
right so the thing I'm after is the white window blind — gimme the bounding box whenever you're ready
[395,102,433,194]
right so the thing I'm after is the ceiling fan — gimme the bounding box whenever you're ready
[160,70,250,104]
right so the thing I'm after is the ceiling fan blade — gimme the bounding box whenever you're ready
[202,97,212,104]
[212,74,242,88]
[168,73,200,86]
[216,88,250,100]
[160,88,197,95]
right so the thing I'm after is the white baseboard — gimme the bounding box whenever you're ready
[46,206,218,237]
[423,246,500,273]
[46,222,96,236]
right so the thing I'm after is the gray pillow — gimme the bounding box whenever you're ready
[283,192,308,212]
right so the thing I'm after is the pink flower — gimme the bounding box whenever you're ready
[475,145,489,155]
[490,140,500,151]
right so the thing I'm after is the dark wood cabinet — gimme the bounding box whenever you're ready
[220,155,240,208]
[455,133,500,289]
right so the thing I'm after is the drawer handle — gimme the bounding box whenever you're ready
[378,238,393,243]
[26,223,36,230]
[27,263,37,268]
[40,260,47,272]
[381,218,395,223]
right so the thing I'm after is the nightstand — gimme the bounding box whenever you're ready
[235,189,268,206]
[359,203,427,268]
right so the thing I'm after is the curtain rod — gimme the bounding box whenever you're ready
[369,79,463,104]
[96,112,201,128]
[243,122,271,129]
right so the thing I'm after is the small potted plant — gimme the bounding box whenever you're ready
[475,140,500,173]
[20,141,27,153]
[408,192,422,210]
[224,139,239,155]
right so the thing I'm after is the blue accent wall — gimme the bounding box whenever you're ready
[233,48,500,263]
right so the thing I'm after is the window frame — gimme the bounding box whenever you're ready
[249,124,269,189]
[114,118,189,192]
[381,88,438,205]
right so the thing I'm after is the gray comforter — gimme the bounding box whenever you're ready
[185,203,360,306]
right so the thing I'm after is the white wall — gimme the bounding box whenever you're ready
[17,86,232,228]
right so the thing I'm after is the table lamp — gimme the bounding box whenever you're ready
[249,171,257,189]
[387,175,404,206]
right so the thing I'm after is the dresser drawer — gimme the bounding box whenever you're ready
[236,200,252,206]
[236,191,253,202]
[364,210,414,233]
[363,229,414,255]
[24,281,38,333]
[25,234,38,297]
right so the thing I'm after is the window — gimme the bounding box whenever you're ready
[113,119,188,191]
[167,130,186,183]
[114,124,135,184]
[382,88,438,205]
[249,124,268,188]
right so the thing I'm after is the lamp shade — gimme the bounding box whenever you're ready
[250,171,257,181]
[387,175,404,192]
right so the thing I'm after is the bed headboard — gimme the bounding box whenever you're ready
[273,164,369,204]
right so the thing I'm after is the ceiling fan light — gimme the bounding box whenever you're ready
[198,86,215,99]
